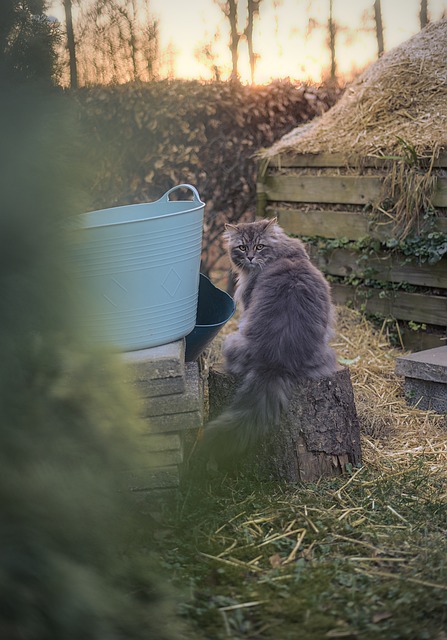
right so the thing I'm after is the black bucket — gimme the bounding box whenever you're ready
[185,274,235,362]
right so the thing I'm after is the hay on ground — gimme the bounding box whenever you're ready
[209,305,447,481]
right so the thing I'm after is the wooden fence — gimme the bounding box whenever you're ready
[257,152,447,351]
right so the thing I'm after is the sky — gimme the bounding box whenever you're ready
[149,0,447,82]
[48,0,447,84]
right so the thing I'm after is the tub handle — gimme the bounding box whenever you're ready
[162,184,203,203]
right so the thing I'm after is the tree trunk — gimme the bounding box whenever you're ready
[208,365,362,483]
[374,0,384,57]
[420,0,429,28]
[63,0,78,90]
[228,0,240,81]
[328,0,337,81]
[245,0,261,84]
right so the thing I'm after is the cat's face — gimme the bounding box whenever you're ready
[225,218,278,272]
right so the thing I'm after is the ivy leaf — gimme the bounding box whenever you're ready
[337,356,360,366]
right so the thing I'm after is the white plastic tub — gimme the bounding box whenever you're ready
[72,184,204,351]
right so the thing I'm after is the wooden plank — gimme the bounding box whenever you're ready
[270,153,358,168]
[437,152,447,168]
[331,284,447,326]
[434,178,447,207]
[398,330,446,353]
[267,151,447,169]
[270,208,371,240]
[310,247,447,289]
[268,206,447,240]
[265,175,382,205]
[264,174,447,207]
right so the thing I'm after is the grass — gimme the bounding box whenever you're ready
[149,307,447,639]
[154,463,446,639]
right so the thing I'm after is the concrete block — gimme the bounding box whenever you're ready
[149,449,183,467]
[146,410,203,433]
[396,346,447,384]
[141,362,201,417]
[141,433,182,453]
[132,487,178,505]
[133,376,185,398]
[404,378,447,413]
[396,346,447,414]
[138,434,183,467]
[127,465,179,491]
[122,340,186,396]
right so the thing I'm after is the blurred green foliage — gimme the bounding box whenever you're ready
[0,0,61,85]
[0,87,182,640]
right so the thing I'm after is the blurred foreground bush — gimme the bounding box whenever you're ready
[76,79,343,275]
[0,87,182,640]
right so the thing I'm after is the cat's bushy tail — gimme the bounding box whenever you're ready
[200,368,295,463]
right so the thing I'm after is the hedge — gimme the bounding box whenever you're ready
[76,79,343,273]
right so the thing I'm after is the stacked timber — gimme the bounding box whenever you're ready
[258,20,447,350]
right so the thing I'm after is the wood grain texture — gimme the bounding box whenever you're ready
[266,206,447,240]
[309,247,447,289]
[331,284,447,326]
[208,365,361,483]
[263,175,447,207]
[266,152,447,169]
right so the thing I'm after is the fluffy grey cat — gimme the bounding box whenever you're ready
[202,217,337,460]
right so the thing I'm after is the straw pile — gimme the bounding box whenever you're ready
[264,19,447,159]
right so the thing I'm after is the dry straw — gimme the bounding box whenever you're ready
[264,19,447,159]
[203,307,447,597]
[334,306,447,479]
[212,305,447,480]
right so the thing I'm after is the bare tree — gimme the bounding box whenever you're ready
[74,0,159,85]
[328,0,336,80]
[245,0,263,84]
[373,0,384,57]
[307,0,344,81]
[194,33,222,81]
[217,0,240,81]
[420,0,429,28]
[216,0,263,83]
[63,0,77,88]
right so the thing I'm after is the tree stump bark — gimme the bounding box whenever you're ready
[208,365,361,483]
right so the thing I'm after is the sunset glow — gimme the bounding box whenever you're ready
[48,0,447,84]
[150,0,447,83]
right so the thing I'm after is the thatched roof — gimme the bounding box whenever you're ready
[264,19,447,159]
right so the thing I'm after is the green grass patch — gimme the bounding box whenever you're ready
[153,463,447,639]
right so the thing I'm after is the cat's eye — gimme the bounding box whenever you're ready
[238,245,247,251]
[256,244,265,250]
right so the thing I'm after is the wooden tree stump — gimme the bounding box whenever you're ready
[208,365,362,483]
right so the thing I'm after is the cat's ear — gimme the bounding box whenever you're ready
[264,217,278,229]
[224,223,239,233]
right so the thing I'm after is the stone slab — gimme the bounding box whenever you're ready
[141,362,201,417]
[141,433,182,453]
[127,465,180,491]
[122,339,185,385]
[148,448,183,467]
[133,375,185,398]
[146,410,203,434]
[131,487,178,504]
[404,378,447,413]
[396,346,447,384]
